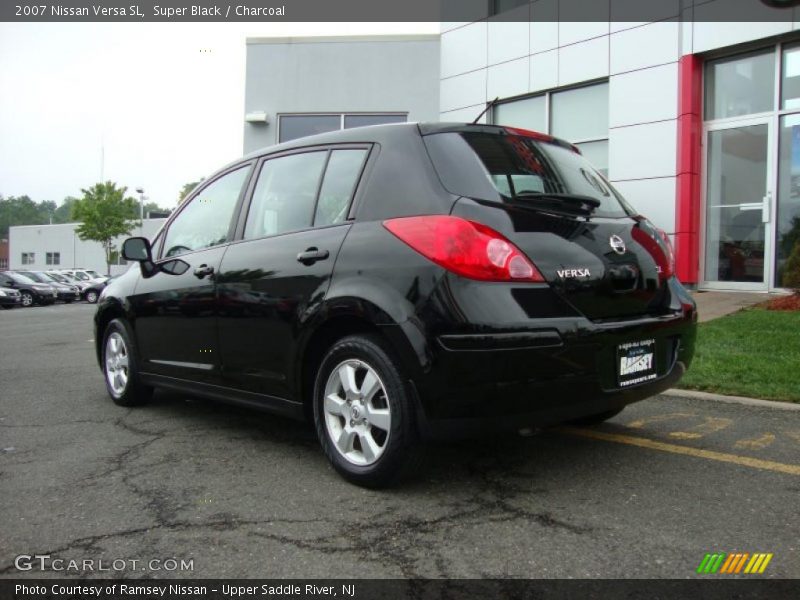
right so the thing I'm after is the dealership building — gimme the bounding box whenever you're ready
[431,6,800,292]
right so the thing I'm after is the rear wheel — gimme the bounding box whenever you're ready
[313,334,422,488]
[85,290,99,303]
[102,318,152,407]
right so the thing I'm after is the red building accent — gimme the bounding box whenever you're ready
[675,54,703,284]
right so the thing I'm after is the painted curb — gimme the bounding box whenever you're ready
[663,388,800,411]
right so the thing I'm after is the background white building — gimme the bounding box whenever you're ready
[8,219,166,275]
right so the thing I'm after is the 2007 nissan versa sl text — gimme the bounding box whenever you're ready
[94,123,697,487]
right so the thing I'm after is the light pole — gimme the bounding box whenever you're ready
[135,187,146,235]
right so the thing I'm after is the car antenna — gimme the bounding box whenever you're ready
[472,97,500,124]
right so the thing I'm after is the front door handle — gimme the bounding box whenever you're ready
[193,264,215,279]
[296,247,330,265]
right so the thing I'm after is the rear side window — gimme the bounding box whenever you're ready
[244,152,328,240]
[314,149,367,227]
[424,131,632,218]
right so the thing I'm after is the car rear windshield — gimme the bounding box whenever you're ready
[423,131,634,218]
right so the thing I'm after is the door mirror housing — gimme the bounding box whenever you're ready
[122,237,159,278]
[122,237,152,262]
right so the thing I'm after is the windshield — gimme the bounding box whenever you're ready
[46,273,68,283]
[424,131,634,218]
[86,270,103,278]
[73,272,90,280]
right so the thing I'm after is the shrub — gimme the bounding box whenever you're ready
[783,240,800,291]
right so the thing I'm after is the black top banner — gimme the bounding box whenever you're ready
[2,0,800,23]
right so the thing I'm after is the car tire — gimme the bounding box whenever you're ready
[313,334,423,488]
[569,408,624,426]
[85,290,99,303]
[20,291,34,307]
[102,318,152,407]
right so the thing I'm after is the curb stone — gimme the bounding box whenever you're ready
[663,388,800,411]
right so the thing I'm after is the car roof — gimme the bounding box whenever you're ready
[237,121,577,165]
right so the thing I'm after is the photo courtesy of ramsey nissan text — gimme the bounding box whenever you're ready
[1,1,799,598]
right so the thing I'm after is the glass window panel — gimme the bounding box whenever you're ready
[162,166,249,258]
[493,95,547,133]
[781,44,800,110]
[551,83,609,141]
[776,114,800,287]
[344,114,406,129]
[492,0,528,15]
[279,115,341,143]
[705,50,775,120]
[244,152,328,240]
[315,149,368,227]
[704,126,768,283]
[575,140,609,177]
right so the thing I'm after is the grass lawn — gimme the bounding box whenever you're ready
[677,308,800,402]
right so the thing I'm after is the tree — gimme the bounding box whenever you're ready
[54,197,79,223]
[0,195,43,236]
[178,179,203,204]
[71,182,140,275]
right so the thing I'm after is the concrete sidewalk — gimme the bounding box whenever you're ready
[691,290,774,322]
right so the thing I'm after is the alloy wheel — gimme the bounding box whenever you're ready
[323,359,391,466]
[105,332,129,397]
[21,293,33,307]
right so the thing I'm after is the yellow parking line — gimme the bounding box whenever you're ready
[557,427,800,476]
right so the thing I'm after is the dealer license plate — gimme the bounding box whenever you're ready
[617,339,657,388]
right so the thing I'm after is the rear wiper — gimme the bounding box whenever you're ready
[511,192,601,215]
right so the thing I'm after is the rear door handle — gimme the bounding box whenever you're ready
[193,264,215,279]
[296,247,330,265]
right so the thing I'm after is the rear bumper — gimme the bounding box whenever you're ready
[416,360,686,440]
[389,309,696,440]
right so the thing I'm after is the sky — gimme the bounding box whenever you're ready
[0,22,438,209]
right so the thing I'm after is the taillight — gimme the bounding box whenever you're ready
[631,225,674,280]
[383,215,545,282]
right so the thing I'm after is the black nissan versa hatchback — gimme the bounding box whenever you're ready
[95,123,697,487]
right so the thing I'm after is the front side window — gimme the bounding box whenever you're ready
[162,166,250,258]
[244,152,328,240]
[314,149,368,227]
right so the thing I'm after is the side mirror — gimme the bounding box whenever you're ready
[122,237,159,278]
[122,237,151,262]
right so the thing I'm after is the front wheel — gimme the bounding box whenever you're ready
[102,319,152,407]
[313,334,422,488]
[20,292,34,307]
[85,290,99,303]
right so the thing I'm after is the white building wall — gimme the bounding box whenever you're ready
[9,219,166,276]
[439,9,800,236]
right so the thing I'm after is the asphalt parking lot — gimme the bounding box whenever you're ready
[1,303,799,579]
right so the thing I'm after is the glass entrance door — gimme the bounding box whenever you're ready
[703,121,773,290]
